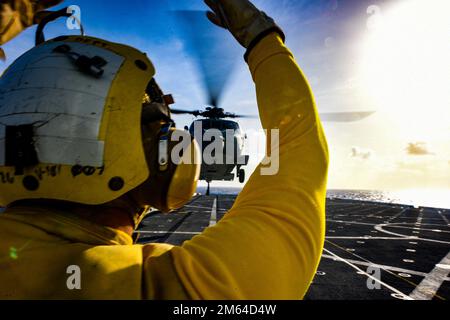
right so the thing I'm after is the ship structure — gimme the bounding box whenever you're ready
[137,194,450,300]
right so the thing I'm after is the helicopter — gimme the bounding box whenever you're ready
[171,106,253,195]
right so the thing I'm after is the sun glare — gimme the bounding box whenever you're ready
[360,0,450,139]
[389,188,450,209]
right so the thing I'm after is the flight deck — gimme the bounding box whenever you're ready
[136,195,450,300]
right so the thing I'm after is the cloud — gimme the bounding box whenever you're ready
[350,146,373,160]
[406,142,435,156]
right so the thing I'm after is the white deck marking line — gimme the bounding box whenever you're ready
[328,220,377,226]
[209,198,218,227]
[409,250,450,300]
[414,210,422,227]
[325,238,450,296]
[437,211,449,225]
[383,222,450,228]
[327,236,416,240]
[321,254,450,281]
[381,225,450,234]
[184,204,215,210]
[137,231,201,235]
[322,248,413,300]
[374,224,450,245]
[388,208,409,222]
[328,219,450,244]
[367,207,399,219]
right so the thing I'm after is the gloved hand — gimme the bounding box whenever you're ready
[204,0,284,60]
[0,0,62,59]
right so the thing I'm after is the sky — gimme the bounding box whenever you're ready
[1,0,449,193]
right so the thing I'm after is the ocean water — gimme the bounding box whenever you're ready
[197,187,450,209]
[327,189,450,209]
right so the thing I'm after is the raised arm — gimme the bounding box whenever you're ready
[0,0,62,58]
[145,0,329,299]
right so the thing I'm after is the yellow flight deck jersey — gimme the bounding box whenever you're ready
[0,34,329,300]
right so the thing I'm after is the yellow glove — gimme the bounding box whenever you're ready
[204,0,285,60]
[0,0,62,59]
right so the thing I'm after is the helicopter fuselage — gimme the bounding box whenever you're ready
[189,119,249,183]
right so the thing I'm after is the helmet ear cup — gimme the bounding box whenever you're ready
[165,134,201,209]
[129,122,200,212]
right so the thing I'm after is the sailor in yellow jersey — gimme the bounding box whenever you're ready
[0,0,328,299]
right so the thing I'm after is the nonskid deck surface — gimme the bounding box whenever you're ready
[136,196,450,300]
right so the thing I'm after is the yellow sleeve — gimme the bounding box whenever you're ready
[149,33,329,300]
[0,1,30,46]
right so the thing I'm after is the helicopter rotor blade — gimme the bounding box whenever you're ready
[173,10,240,107]
[319,111,375,122]
[170,108,198,115]
[171,109,375,122]
[224,113,258,119]
[170,109,204,117]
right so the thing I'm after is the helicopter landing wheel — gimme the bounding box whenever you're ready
[206,181,211,196]
[238,169,245,184]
